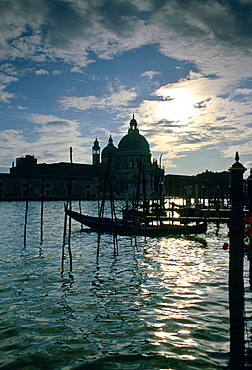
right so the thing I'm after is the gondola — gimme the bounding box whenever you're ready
[65,209,207,237]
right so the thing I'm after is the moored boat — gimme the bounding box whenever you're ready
[66,209,207,237]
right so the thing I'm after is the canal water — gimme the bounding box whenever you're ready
[0,200,251,369]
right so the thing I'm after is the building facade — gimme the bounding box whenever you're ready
[1,156,103,200]
[99,116,164,199]
[164,170,231,204]
[0,116,164,201]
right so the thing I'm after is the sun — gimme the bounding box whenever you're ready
[155,88,198,124]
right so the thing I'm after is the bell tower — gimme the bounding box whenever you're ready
[92,138,100,165]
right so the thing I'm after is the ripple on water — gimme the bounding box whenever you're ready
[0,201,231,369]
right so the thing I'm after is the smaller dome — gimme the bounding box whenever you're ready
[101,135,118,161]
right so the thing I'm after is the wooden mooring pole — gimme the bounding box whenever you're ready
[62,204,67,273]
[61,147,73,273]
[228,152,246,369]
[68,147,73,272]
[23,174,30,246]
[40,179,44,244]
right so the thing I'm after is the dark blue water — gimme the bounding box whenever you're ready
[0,201,251,369]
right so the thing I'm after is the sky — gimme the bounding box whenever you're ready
[1,0,252,176]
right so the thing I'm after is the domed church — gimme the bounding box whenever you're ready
[0,116,163,201]
[92,116,164,199]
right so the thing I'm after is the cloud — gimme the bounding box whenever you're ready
[70,66,84,74]
[52,70,61,75]
[27,114,80,133]
[0,73,18,85]
[0,0,250,66]
[0,65,19,102]
[58,86,137,111]
[0,129,24,145]
[155,0,252,48]
[1,0,252,172]
[0,85,15,103]
[1,113,90,164]
[0,0,251,101]
[35,69,49,75]
[0,129,28,168]
[131,64,252,171]
[141,70,161,80]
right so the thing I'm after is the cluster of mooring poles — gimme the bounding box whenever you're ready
[62,152,119,271]
[23,173,44,247]
[22,146,79,273]
[23,148,252,367]
[96,155,118,264]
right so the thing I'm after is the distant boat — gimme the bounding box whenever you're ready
[122,202,167,222]
[66,209,207,237]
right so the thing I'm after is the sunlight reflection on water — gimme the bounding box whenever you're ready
[0,200,237,369]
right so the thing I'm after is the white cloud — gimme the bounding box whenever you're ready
[0,114,93,167]
[132,66,252,171]
[70,66,84,74]
[0,85,15,103]
[35,69,49,75]
[58,86,137,111]
[0,129,27,168]
[52,70,61,75]
[0,73,18,84]
[0,0,251,66]
[0,1,251,86]
[141,71,161,80]
[0,129,24,146]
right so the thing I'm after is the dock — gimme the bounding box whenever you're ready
[145,215,230,224]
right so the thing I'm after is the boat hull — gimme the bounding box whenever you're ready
[66,209,207,237]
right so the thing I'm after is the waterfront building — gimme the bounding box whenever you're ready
[1,155,102,200]
[101,116,163,199]
[0,114,232,202]
[0,116,163,200]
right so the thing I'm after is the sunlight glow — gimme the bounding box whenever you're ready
[155,88,199,124]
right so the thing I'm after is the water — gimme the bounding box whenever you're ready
[0,200,251,369]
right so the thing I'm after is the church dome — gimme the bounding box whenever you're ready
[118,116,150,153]
[118,131,149,152]
[101,135,118,161]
